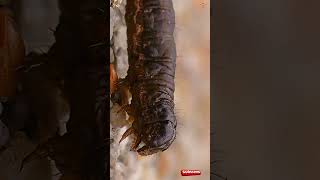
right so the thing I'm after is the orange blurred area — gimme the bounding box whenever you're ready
[110,64,118,94]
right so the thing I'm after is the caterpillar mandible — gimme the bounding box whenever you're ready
[117,0,177,156]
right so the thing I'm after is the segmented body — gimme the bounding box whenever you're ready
[123,0,177,155]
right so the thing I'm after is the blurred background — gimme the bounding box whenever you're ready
[215,0,320,179]
[167,0,211,179]
[0,1,59,180]
[13,0,59,53]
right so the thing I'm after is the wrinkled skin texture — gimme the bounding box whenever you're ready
[129,102,176,156]
[120,0,177,155]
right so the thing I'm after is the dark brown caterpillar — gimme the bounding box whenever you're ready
[118,0,177,156]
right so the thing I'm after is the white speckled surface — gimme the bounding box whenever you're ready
[110,1,141,179]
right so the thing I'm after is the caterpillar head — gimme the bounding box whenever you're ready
[137,102,176,155]
[119,103,177,156]
[137,119,176,156]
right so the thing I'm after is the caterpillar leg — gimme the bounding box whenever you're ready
[111,0,123,8]
[118,126,141,151]
[118,127,134,144]
[130,135,141,151]
[111,77,131,107]
[127,115,135,124]
[116,104,133,116]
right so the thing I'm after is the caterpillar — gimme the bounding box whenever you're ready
[117,0,177,156]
